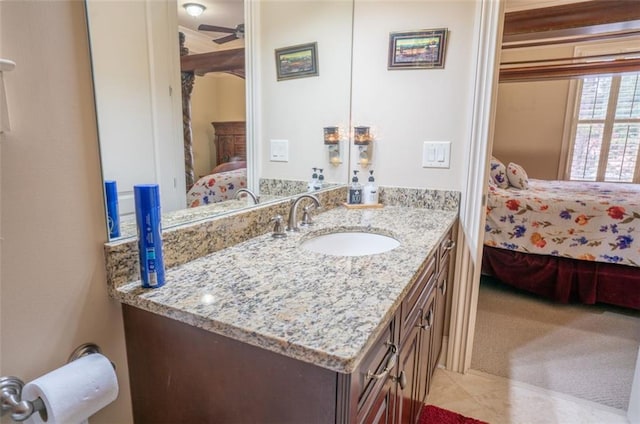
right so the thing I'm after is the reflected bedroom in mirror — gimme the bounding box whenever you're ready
[86,0,353,240]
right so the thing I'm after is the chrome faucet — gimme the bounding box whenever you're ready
[234,188,259,204]
[286,194,321,232]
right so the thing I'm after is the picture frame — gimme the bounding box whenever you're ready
[388,29,448,70]
[275,42,319,81]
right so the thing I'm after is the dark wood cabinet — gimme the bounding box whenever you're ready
[396,253,437,424]
[397,316,422,424]
[430,229,455,381]
[211,121,246,165]
[122,226,455,424]
[417,289,436,405]
[359,374,397,424]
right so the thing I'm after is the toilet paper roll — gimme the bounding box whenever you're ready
[22,353,118,424]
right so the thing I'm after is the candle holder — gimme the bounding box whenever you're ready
[324,126,342,166]
[354,126,373,167]
[323,126,340,144]
[354,126,372,145]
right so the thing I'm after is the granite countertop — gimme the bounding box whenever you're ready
[117,195,283,239]
[112,206,457,373]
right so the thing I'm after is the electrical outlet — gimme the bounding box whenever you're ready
[270,139,289,162]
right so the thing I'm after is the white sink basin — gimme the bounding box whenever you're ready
[301,231,400,256]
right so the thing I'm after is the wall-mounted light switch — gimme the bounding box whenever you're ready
[422,141,451,168]
[270,139,289,162]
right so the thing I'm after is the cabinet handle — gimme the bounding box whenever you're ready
[416,308,433,330]
[365,344,398,381]
[392,370,407,390]
[427,306,434,327]
[440,280,447,296]
[444,239,456,251]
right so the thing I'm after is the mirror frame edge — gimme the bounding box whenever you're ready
[246,0,259,193]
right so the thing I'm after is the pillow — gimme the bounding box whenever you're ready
[507,162,529,189]
[489,156,509,188]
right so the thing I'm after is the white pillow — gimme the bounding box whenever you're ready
[490,156,509,188]
[507,162,529,189]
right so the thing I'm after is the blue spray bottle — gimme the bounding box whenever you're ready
[134,184,165,288]
[104,180,120,238]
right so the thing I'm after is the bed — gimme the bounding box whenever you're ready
[482,174,640,310]
[187,165,247,208]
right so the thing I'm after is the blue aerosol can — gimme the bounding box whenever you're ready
[134,184,165,288]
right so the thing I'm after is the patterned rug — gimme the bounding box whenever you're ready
[419,404,488,424]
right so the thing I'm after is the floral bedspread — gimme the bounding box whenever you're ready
[187,168,247,208]
[484,179,640,267]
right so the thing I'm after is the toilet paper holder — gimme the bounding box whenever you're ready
[0,343,113,422]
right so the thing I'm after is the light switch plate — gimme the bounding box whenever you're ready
[270,139,289,162]
[422,141,451,168]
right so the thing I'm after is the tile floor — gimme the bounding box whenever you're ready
[426,367,630,424]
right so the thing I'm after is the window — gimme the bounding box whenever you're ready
[567,72,640,183]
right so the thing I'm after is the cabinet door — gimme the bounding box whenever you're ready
[430,262,448,380]
[417,289,436,404]
[357,320,397,424]
[397,322,421,424]
[430,230,454,383]
[358,377,396,424]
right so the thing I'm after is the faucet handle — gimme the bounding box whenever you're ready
[300,205,315,227]
[271,215,286,238]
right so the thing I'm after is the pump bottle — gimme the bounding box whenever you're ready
[363,170,379,205]
[308,168,319,192]
[315,168,324,190]
[348,170,362,204]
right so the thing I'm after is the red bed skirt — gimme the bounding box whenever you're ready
[482,246,640,310]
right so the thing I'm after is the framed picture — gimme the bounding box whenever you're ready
[275,42,319,81]
[388,29,448,69]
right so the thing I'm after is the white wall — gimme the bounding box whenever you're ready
[191,73,245,179]
[0,1,132,423]
[350,0,478,191]
[493,79,570,179]
[87,0,185,216]
[258,0,353,185]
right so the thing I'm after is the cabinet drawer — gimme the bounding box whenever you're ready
[357,319,396,412]
[399,254,436,344]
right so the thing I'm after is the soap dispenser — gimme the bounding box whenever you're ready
[363,170,378,205]
[348,170,362,204]
[308,167,319,192]
[315,168,325,190]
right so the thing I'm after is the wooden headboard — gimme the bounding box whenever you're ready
[211,121,246,166]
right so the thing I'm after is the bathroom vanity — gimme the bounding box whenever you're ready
[109,204,456,424]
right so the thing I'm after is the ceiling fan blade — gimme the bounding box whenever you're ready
[198,24,235,33]
[213,34,239,44]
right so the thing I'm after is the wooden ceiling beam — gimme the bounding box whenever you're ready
[499,57,640,83]
[503,1,640,42]
[180,48,245,75]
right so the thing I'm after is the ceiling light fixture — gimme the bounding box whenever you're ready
[183,3,206,17]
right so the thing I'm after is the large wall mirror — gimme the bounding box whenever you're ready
[86,0,353,240]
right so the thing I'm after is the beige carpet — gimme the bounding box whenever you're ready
[471,277,640,411]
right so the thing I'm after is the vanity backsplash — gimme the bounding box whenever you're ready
[103,185,460,292]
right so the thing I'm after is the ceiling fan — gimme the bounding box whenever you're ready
[197,23,245,44]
